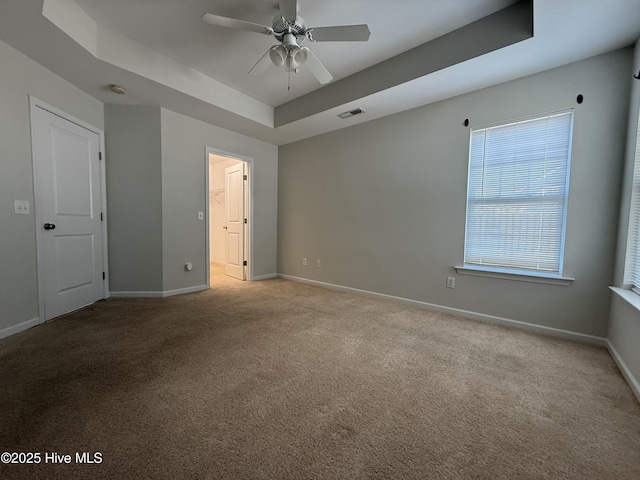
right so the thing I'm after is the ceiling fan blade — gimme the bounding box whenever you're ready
[307,24,370,42]
[202,13,273,35]
[248,48,274,76]
[302,48,333,84]
[279,0,297,22]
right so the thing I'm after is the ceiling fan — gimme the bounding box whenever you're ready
[202,0,370,87]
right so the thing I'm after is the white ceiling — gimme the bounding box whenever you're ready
[74,0,516,107]
[0,0,639,145]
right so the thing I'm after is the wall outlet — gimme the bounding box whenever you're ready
[316,259,321,268]
[302,257,307,266]
[447,277,455,289]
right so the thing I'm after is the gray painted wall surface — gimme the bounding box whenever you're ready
[609,37,640,387]
[0,39,103,332]
[278,49,632,337]
[160,108,278,291]
[105,105,163,292]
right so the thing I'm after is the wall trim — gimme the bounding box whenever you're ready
[252,273,278,281]
[110,291,164,298]
[278,274,607,346]
[0,317,41,340]
[163,285,208,297]
[606,340,640,403]
[110,285,208,298]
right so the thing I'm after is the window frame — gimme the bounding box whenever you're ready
[623,106,640,294]
[461,109,575,281]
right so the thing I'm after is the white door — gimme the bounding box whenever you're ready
[32,106,104,320]
[224,163,245,280]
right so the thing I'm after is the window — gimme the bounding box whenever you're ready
[463,110,574,277]
[623,107,640,291]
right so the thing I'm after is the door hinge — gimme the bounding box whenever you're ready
[99,152,102,160]
[243,174,247,180]
[102,272,106,280]
[244,218,247,224]
[243,260,247,266]
[100,212,104,221]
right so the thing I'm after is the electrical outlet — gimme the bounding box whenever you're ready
[302,257,307,266]
[316,259,321,268]
[447,277,455,289]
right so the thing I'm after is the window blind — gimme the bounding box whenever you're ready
[464,111,573,275]
[623,108,640,288]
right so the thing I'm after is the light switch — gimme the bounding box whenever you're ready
[14,200,29,215]
[197,211,204,220]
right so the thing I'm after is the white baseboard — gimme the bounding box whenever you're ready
[277,274,607,346]
[110,291,164,298]
[162,285,208,297]
[110,285,208,298]
[252,273,277,281]
[606,340,640,403]
[0,317,41,340]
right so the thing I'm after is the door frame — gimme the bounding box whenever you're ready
[205,146,253,285]
[29,97,109,322]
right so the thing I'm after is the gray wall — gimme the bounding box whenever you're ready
[278,49,632,337]
[104,107,279,295]
[160,108,278,291]
[609,37,640,388]
[105,105,163,293]
[0,39,103,332]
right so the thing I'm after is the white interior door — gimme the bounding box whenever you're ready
[225,162,245,280]
[32,106,104,320]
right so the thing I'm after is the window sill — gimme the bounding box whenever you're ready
[610,287,640,313]
[454,265,574,286]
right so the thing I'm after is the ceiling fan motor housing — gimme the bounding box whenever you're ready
[272,14,306,40]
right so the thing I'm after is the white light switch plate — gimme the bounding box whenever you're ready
[197,211,204,220]
[14,200,30,214]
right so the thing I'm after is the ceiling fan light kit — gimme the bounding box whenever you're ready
[202,0,370,88]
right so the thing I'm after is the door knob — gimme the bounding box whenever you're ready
[43,223,56,230]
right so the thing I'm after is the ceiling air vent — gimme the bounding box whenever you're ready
[338,108,364,119]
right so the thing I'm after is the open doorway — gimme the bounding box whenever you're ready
[206,148,252,287]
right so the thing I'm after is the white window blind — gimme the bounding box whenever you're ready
[464,110,573,275]
[623,107,640,288]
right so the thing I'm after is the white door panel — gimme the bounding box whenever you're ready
[33,106,104,320]
[225,163,245,280]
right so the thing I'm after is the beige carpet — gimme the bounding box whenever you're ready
[1,267,639,479]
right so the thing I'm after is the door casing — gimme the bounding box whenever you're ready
[205,147,253,286]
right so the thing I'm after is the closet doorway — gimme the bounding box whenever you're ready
[206,148,252,285]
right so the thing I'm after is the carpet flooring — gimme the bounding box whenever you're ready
[1,267,639,479]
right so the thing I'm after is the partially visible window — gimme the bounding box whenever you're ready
[463,110,574,276]
[623,107,640,291]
